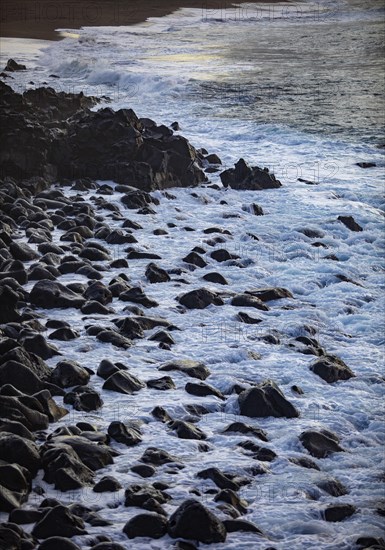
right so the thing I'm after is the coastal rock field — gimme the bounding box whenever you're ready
[0,78,384,550]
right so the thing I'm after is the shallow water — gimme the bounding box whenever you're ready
[1,1,385,548]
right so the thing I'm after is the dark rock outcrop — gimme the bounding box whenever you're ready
[168,499,226,543]
[159,359,210,380]
[29,280,85,309]
[310,355,355,383]
[299,429,344,458]
[0,82,207,190]
[220,158,282,190]
[238,381,299,418]
[324,504,356,522]
[123,513,168,539]
[178,288,224,309]
[32,505,87,539]
[337,215,363,232]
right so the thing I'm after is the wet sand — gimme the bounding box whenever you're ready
[0,0,288,40]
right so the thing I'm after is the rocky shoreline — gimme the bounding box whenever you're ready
[0,65,384,550]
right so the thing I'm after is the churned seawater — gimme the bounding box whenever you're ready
[1,2,384,549]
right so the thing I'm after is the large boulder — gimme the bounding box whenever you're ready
[43,435,115,471]
[168,499,227,543]
[103,371,145,394]
[0,394,49,431]
[0,433,41,475]
[123,513,168,539]
[29,280,85,309]
[238,380,299,418]
[0,285,21,323]
[32,505,86,539]
[50,361,90,388]
[0,463,30,512]
[220,158,282,190]
[310,355,355,383]
[159,359,210,380]
[178,288,224,309]
[300,429,344,458]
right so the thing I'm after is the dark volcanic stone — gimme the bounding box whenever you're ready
[237,440,276,462]
[238,380,299,418]
[50,361,90,388]
[30,280,85,309]
[159,359,210,380]
[0,285,21,323]
[202,272,228,285]
[168,499,226,543]
[108,421,142,446]
[223,519,263,534]
[317,478,348,497]
[356,162,376,168]
[149,330,175,346]
[32,505,86,538]
[300,429,344,458]
[168,420,207,440]
[123,513,168,539]
[93,476,122,493]
[22,333,60,360]
[130,464,156,478]
[237,311,262,324]
[10,241,39,261]
[337,215,363,232]
[220,158,281,190]
[97,359,128,380]
[84,281,113,304]
[197,467,241,491]
[5,58,27,71]
[185,381,224,400]
[324,504,356,522]
[210,249,237,262]
[145,262,170,283]
[183,251,207,267]
[0,463,30,513]
[96,329,131,349]
[37,537,81,550]
[103,371,145,394]
[231,294,269,311]
[124,484,171,510]
[0,433,41,475]
[222,422,268,442]
[140,447,180,466]
[0,393,49,431]
[49,328,79,341]
[92,544,126,550]
[120,287,159,308]
[43,435,114,471]
[310,355,355,383]
[9,508,43,524]
[289,456,321,470]
[147,376,176,391]
[178,288,224,309]
[245,287,293,302]
[214,488,248,514]
[63,386,103,412]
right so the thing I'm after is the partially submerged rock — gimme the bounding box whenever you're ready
[220,158,282,190]
[238,380,299,418]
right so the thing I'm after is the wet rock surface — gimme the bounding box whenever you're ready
[0,80,381,549]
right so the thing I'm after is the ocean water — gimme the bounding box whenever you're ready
[1,1,385,548]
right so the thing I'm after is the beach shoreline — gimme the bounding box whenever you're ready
[0,0,288,40]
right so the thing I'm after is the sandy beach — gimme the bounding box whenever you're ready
[0,0,287,40]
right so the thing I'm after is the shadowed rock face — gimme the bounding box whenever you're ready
[220,158,282,190]
[0,82,207,191]
[168,499,227,543]
[238,380,299,418]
